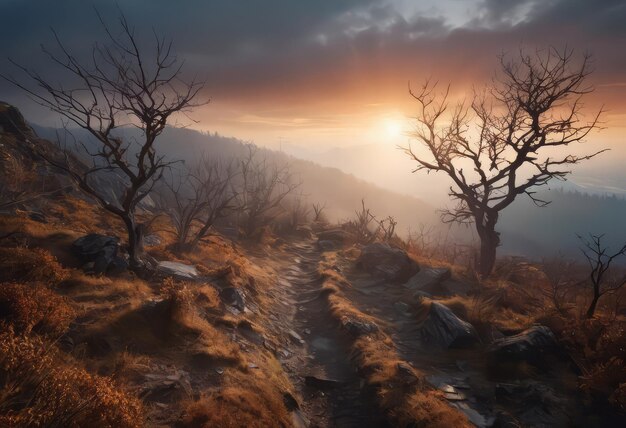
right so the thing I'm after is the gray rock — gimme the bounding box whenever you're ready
[394,301,411,314]
[107,256,129,275]
[143,234,162,247]
[412,290,433,301]
[356,243,419,283]
[397,362,420,384]
[341,317,378,337]
[317,228,352,244]
[72,234,120,274]
[420,302,479,348]
[28,211,46,223]
[219,287,246,311]
[157,261,198,280]
[404,267,451,293]
[304,375,343,389]
[488,326,557,362]
[288,329,305,345]
[317,240,336,251]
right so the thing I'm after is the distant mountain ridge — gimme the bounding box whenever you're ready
[31,124,439,235]
[29,123,626,261]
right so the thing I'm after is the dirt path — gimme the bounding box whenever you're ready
[259,240,386,428]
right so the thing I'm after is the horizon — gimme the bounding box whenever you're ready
[1,1,625,153]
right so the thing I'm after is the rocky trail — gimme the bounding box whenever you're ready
[261,240,386,428]
[251,237,611,428]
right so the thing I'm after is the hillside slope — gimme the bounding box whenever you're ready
[32,125,439,234]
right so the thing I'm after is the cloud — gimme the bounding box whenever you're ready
[1,0,625,133]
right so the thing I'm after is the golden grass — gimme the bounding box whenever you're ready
[0,327,143,428]
[181,384,291,428]
[317,252,471,427]
[0,282,75,336]
[0,247,70,285]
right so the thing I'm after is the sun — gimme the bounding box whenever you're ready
[383,118,403,139]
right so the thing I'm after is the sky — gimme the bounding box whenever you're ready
[1,0,625,156]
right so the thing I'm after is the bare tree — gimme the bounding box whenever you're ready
[312,202,327,223]
[541,256,577,315]
[404,47,604,277]
[161,156,237,251]
[235,145,299,239]
[375,215,398,243]
[287,194,311,232]
[2,13,204,269]
[578,234,626,318]
[345,199,377,244]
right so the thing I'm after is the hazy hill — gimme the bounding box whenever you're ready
[285,141,626,260]
[31,125,439,235]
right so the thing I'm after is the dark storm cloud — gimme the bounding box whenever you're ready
[1,0,626,118]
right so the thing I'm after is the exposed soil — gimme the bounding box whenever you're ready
[253,240,387,428]
[255,238,625,428]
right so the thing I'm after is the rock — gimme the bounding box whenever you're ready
[488,325,557,363]
[288,329,305,345]
[219,287,246,311]
[107,256,129,275]
[397,362,420,384]
[140,370,192,403]
[494,381,568,427]
[282,391,300,410]
[293,225,314,239]
[28,211,46,223]
[420,302,479,348]
[451,402,496,428]
[356,243,419,283]
[304,375,343,389]
[412,290,433,301]
[157,261,198,280]
[72,234,120,274]
[317,228,352,244]
[394,301,411,314]
[404,267,451,293]
[340,316,378,337]
[291,409,309,428]
[317,240,336,251]
[143,234,162,247]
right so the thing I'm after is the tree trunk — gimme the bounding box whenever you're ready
[476,220,500,278]
[586,290,600,319]
[123,215,145,270]
[479,236,498,278]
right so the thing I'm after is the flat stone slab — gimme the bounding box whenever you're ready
[157,261,198,279]
[420,302,479,348]
[404,267,451,292]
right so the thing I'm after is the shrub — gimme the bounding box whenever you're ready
[0,282,75,336]
[0,247,69,285]
[181,386,291,428]
[0,328,143,427]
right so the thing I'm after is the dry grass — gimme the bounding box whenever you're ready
[0,282,75,336]
[0,247,70,285]
[317,253,471,427]
[0,327,143,428]
[181,384,291,428]
[47,196,124,235]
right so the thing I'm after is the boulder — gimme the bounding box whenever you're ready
[404,267,451,293]
[488,325,557,362]
[420,302,479,348]
[219,287,246,312]
[157,261,198,280]
[356,243,419,283]
[340,316,378,337]
[72,234,120,274]
[143,234,162,247]
[317,240,336,251]
[317,228,351,243]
